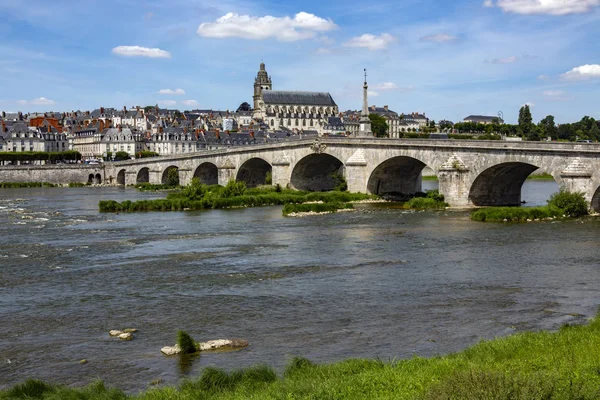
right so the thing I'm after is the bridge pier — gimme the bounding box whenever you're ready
[272,164,291,188]
[345,150,368,193]
[179,169,192,186]
[560,159,594,205]
[125,171,137,186]
[149,170,162,185]
[437,157,471,207]
[218,161,236,186]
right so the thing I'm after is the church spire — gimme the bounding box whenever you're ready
[359,68,372,136]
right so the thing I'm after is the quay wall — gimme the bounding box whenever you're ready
[0,165,105,184]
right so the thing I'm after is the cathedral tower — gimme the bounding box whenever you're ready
[253,62,272,119]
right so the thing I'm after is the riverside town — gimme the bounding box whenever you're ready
[2,1,600,399]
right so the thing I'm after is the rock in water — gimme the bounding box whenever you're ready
[198,339,249,351]
[123,328,137,333]
[109,330,123,336]
[161,344,182,355]
[118,332,133,340]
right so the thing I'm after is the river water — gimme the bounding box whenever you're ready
[1,181,599,393]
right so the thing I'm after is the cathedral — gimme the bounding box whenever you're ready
[252,62,339,135]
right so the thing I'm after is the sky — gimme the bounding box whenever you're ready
[1,0,599,124]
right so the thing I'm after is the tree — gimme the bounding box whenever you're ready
[114,151,130,161]
[589,121,600,141]
[369,114,389,137]
[518,105,534,139]
[166,168,180,187]
[236,102,252,112]
[538,115,557,140]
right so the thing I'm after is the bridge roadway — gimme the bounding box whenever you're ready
[104,137,600,210]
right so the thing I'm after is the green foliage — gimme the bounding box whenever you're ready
[329,172,347,192]
[0,182,57,188]
[3,379,56,398]
[113,151,130,161]
[368,113,389,138]
[526,172,554,180]
[0,151,81,163]
[181,178,205,200]
[185,365,276,393]
[470,206,564,222]
[165,168,180,187]
[221,180,247,198]
[548,190,589,217]
[405,190,447,209]
[68,182,86,187]
[282,202,353,216]
[285,357,315,377]
[265,171,272,185]
[136,151,159,159]
[177,331,197,354]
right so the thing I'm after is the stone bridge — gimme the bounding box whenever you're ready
[104,138,600,211]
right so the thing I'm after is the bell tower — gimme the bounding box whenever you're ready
[253,62,272,119]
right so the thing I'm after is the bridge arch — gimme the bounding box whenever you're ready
[95,173,102,185]
[116,169,126,185]
[236,158,272,188]
[367,156,429,196]
[194,162,218,185]
[469,162,539,206]
[592,185,600,212]
[136,167,149,184]
[291,153,344,191]
[162,166,179,185]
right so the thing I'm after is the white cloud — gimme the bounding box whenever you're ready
[538,74,549,80]
[319,36,335,46]
[158,88,186,95]
[493,0,600,15]
[315,47,332,55]
[367,90,379,97]
[112,46,171,58]
[491,55,518,64]
[181,100,200,107]
[158,100,177,106]
[561,64,600,80]
[373,82,415,92]
[18,97,56,105]
[543,90,564,96]
[343,33,396,51]
[197,12,336,42]
[483,0,494,7]
[420,33,457,43]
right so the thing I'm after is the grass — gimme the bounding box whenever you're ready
[527,172,555,180]
[4,314,600,399]
[470,205,564,222]
[177,331,198,354]
[100,181,378,213]
[404,190,448,210]
[0,182,57,188]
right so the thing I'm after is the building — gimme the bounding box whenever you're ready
[463,115,503,124]
[251,62,339,135]
[0,122,68,154]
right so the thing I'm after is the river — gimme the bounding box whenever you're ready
[1,181,599,393]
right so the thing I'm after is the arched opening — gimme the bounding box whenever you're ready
[290,154,344,191]
[469,162,539,206]
[95,174,102,185]
[194,162,218,185]
[136,167,149,184]
[591,185,600,212]
[236,158,272,188]
[88,174,94,184]
[367,156,427,198]
[116,169,126,185]
[162,166,179,185]
[521,170,560,207]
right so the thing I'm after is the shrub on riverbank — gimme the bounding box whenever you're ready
[4,313,600,399]
[282,202,353,216]
[405,190,448,210]
[471,205,564,222]
[0,182,57,188]
[547,190,588,217]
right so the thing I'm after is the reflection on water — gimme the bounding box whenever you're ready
[0,184,598,393]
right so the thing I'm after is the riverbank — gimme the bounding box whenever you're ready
[3,313,600,399]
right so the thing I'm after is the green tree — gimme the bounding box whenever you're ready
[368,114,389,137]
[538,115,557,140]
[589,122,600,141]
[166,168,180,187]
[518,105,534,139]
[114,151,130,161]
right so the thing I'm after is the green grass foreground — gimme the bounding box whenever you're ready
[5,314,600,399]
[99,181,378,213]
[470,205,564,222]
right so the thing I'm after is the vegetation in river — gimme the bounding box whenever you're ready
[282,202,354,216]
[405,190,448,210]
[100,179,377,213]
[4,313,600,399]
[0,182,57,188]
[177,331,198,354]
[471,190,588,222]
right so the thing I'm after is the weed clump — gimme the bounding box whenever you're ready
[177,330,198,354]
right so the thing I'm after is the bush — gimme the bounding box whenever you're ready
[177,331,197,354]
[470,206,564,222]
[547,190,588,217]
[330,172,348,192]
[221,180,247,198]
[265,171,272,185]
[165,168,180,187]
[113,151,130,161]
[181,178,206,200]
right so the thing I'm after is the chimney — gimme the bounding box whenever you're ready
[100,107,104,114]
[384,105,388,111]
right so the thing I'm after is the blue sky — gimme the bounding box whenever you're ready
[1,0,599,124]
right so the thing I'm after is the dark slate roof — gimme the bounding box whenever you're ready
[262,91,337,106]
